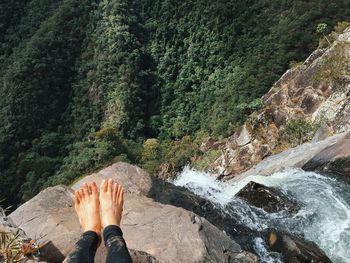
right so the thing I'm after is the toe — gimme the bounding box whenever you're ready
[82,183,89,196]
[78,188,85,198]
[90,182,98,195]
[74,191,80,205]
[113,183,118,202]
[107,179,113,193]
[118,187,124,205]
[119,188,124,211]
[100,179,108,192]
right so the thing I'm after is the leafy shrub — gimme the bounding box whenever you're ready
[235,99,264,115]
[122,139,143,163]
[162,136,200,170]
[141,139,161,162]
[141,138,162,175]
[284,119,320,146]
[141,136,200,175]
[271,141,290,155]
[142,160,162,175]
[318,21,350,48]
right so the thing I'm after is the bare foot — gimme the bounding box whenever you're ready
[99,179,124,228]
[74,182,101,234]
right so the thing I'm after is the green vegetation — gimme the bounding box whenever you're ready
[141,136,200,175]
[317,23,332,46]
[284,119,321,146]
[318,21,350,48]
[1,0,350,207]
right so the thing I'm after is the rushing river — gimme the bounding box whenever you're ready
[174,167,350,263]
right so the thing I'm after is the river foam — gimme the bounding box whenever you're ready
[174,167,350,263]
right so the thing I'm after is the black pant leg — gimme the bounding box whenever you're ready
[65,231,99,263]
[103,225,133,263]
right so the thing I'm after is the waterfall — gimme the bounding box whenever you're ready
[174,167,350,263]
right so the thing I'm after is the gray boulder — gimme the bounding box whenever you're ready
[8,186,79,262]
[122,194,255,263]
[9,183,257,263]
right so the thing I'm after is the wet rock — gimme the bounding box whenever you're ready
[265,229,332,263]
[303,131,350,181]
[236,182,300,214]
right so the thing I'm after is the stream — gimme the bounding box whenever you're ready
[174,167,350,263]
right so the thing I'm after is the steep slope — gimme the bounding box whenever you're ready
[1,0,350,207]
[212,26,350,178]
[0,0,95,205]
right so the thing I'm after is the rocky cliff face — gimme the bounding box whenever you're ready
[236,131,349,179]
[211,26,350,179]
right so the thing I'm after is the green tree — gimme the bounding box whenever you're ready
[317,23,331,46]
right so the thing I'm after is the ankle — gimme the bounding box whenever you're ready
[84,225,101,234]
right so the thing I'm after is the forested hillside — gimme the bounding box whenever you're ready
[1,0,349,207]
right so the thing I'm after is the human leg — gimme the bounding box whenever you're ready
[65,182,101,263]
[100,179,132,263]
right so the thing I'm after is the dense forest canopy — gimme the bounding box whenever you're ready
[1,0,349,207]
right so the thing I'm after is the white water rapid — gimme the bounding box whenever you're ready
[174,167,350,263]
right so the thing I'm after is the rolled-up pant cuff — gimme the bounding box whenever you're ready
[103,225,124,246]
[79,231,99,251]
